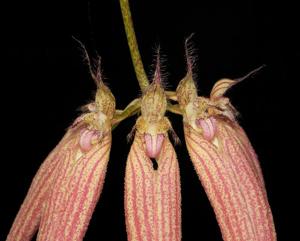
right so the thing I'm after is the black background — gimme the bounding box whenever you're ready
[1,0,297,240]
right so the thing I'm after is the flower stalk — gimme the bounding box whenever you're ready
[119,0,149,91]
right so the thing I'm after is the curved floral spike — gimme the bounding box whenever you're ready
[210,65,266,100]
[125,133,181,241]
[210,78,238,100]
[7,63,115,241]
[177,67,276,240]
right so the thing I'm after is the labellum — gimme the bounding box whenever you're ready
[176,57,276,241]
[7,62,116,241]
[125,58,181,241]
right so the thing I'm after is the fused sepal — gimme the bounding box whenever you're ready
[184,120,276,241]
[36,131,112,241]
[6,130,75,241]
[125,133,181,241]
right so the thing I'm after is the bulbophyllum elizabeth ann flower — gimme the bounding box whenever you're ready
[7,57,116,241]
[176,51,277,241]
[124,59,181,241]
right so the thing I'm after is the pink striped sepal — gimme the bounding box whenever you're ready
[125,133,181,241]
[184,120,276,241]
[6,125,112,241]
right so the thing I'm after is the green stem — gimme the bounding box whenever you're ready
[167,103,182,115]
[120,0,149,91]
[112,98,141,129]
[166,91,178,101]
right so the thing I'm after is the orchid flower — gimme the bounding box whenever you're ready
[176,45,276,240]
[125,58,181,241]
[7,57,115,241]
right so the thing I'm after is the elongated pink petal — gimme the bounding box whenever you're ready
[184,121,276,241]
[6,128,79,241]
[35,132,111,241]
[144,133,165,158]
[79,129,98,152]
[196,116,217,141]
[125,134,181,241]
